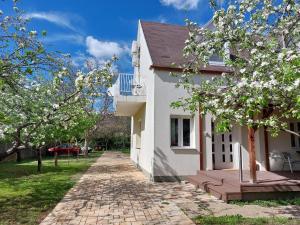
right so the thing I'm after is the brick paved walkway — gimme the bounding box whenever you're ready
[40,152,196,225]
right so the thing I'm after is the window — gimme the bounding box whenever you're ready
[170,117,193,147]
[290,122,300,148]
[209,53,225,66]
[211,121,215,167]
[183,119,190,146]
[171,118,179,147]
[209,42,229,66]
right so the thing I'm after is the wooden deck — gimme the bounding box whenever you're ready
[186,170,300,202]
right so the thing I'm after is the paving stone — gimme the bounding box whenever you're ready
[41,151,299,224]
[40,152,195,225]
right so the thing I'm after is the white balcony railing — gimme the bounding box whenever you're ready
[114,73,146,97]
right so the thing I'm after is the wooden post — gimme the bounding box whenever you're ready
[68,149,70,165]
[37,148,42,172]
[248,127,257,183]
[199,114,204,170]
[239,144,243,183]
[84,134,89,157]
[54,152,58,167]
[263,126,270,171]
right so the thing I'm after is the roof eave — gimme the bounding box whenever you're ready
[150,65,232,74]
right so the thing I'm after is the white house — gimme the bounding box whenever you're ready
[112,21,300,182]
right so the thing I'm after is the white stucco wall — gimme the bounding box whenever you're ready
[152,71,218,177]
[153,70,199,177]
[237,126,266,171]
[268,121,300,171]
[130,21,155,178]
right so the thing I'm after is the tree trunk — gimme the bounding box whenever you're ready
[16,149,22,163]
[37,148,42,172]
[84,133,89,157]
[0,127,26,161]
[248,127,257,183]
[54,152,58,167]
[0,144,24,161]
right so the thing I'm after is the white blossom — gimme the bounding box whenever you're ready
[30,30,37,37]
[52,104,59,110]
[240,68,246,73]
[251,49,257,54]
[278,53,284,61]
[295,79,300,87]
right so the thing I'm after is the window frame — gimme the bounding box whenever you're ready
[290,122,300,149]
[170,116,194,148]
[170,118,179,147]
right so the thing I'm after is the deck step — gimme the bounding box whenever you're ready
[189,170,300,201]
[187,175,224,199]
[197,171,241,188]
[187,174,242,202]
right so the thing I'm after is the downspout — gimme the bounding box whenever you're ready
[264,126,270,171]
[199,113,204,171]
[262,110,270,171]
[248,126,257,183]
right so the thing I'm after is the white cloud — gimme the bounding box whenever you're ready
[85,36,129,59]
[71,52,87,67]
[157,15,167,23]
[25,12,82,31]
[42,34,85,45]
[160,0,200,10]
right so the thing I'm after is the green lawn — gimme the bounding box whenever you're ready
[230,198,300,207]
[0,151,102,225]
[194,215,299,225]
[121,148,130,155]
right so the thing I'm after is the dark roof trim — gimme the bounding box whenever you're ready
[150,65,232,74]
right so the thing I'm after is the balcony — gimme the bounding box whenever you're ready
[113,73,146,116]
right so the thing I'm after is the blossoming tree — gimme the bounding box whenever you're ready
[0,1,115,171]
[173,0,300,182]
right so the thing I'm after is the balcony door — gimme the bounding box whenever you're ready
[212,122,233,170]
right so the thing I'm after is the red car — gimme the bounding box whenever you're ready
[48,144,80,155]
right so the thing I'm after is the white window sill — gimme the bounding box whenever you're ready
[208,61,225,66]
[171,146,197,150]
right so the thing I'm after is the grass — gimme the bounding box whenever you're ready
[194,215,299,225]
[230,198,300,207]
[121,148,130,155]
[0,151,102,225]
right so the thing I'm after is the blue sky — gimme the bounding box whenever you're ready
[2,0,217,73]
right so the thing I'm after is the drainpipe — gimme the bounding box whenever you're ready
[199,113,204,171]
[239,144,243,183]
[263,126,270,171]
